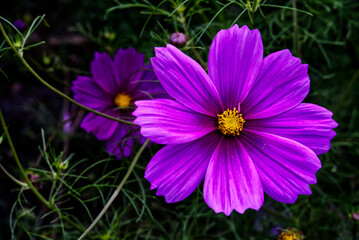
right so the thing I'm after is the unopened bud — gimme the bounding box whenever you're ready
[352,212,359,221]
[13,19,26,30]
[43,54,51,65]
[104,31,116,42]
[278,228,303,240]
[169,32,187,47]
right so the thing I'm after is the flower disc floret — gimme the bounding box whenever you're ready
[114,93,132,108]
[217,108,244,136]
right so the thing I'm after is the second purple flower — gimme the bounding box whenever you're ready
[72,48,166,159]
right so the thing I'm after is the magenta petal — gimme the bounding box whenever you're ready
[114,48,144,92]
[145,132,221,203]
[246,103,338,155]
[131,64,170,100]
[242,49,309,119]
[203,137,264,216]
[91,52,118,95]
[72,76,113,109]
[133,99,217,144]
[208,25,263,109]
[151,44,223,117]
[241,129,321,203]
[105,125,138,159]
[80,111,119,140]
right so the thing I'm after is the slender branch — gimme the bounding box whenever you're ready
[78,139,150,240]
[0,110,51,208]
[334,69,359,115]
[0,162,28,187]
[0,21,136,126]
[0,109,85,233]
[291,0,302,58]
[178,11,207,69]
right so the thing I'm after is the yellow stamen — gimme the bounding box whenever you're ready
[217,108,245,136]
[114,93,132,108]
[278,232,299,240]
[278,228,302,240]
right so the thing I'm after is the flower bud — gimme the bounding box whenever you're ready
[13,19,26,30]
[278,228,303,240]
[169,32,187,47]
[352,212,359,221]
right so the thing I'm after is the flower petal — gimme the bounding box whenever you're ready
[80,109,119,140]
[151,44,223,116]
[91,52,118,95]
[72,76,113,109]
[133,99,217,144]
[203,137,264,216]
[241,129,321,204]
[105,125,139,159]
[145,132,221,203]
[242,49,309,119]
[114,48,144,93]
[131,64,170,100]
[208,25,263,109]
[245,103,338,155]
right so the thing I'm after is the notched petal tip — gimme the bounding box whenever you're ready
[154,46,169,55]
[114,47,142,61]
[203,139,264,216]
[94,51,109,60]
[144,133,221,204]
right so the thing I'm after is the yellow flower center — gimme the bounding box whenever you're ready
[278,232,299,240]
[217,108,245,136]
[114,93,132,108]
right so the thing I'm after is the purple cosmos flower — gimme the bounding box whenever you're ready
[133,25,338,215]
[72,48,167,159]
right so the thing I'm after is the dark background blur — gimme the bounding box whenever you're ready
[1,1,359,239]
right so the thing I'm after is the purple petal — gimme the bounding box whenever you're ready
[208,25,263,109]
[145,132,221,203]
[241,49,309,119]
[133,99,217,144]
[131,64,170,100]
[151,44,223,117]
[80,109,119,140]
[245,103,338,155]
[203,137,264,215]
[91,52,118,95]
[241,129,321,204]
[72,76,113,109]
[114,48,144,93]
[105,125,139,159]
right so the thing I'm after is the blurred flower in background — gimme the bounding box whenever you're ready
[72,48,167,159]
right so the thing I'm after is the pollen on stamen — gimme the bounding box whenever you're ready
[217,108,245,136]
[114,93,132,108]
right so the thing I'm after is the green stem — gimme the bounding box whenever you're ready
[78,139,150,240]
[178,11,207,69]
[0,110,51,208]
[291,0,302,58]
[0,21,136,126]
[0,109,85,233]
[0,162,28,187]
[261,205,295,223]
[334,69,359,115]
